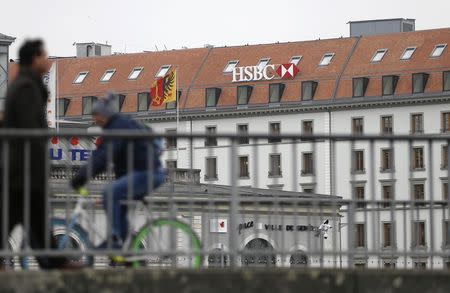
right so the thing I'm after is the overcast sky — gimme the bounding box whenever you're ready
[2,0,449,59]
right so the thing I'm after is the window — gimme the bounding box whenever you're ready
[268,122,281,143]
[382,185,393,208]
[401,47,416,60]
[355,224,365,248]
[237,86,253,105]
[413,183,425,204]
[442,145,448,169]
[128,67,143,80]
[382,75,399,96]
[444,71,450,91]
[412,221,426,247]
[205,88,221,107]
[205,126,217,147]
[137,92,149,111]
[239,156,249,178]
[237,124,249,145]
[166,160,177,170]
[371,49,387,62]
[412,147,424,169]
[383,222,394,248]
[302,153,314,175]
[302,120,313,140]
[352,118,364,135]
[166,91,180,110]
[381,149,393,171]
[82,96,97,115]
[355,186,365,208]
[155,65,171,78]
[381,116,393,134]
[57,98,70,117]
[414,261,427,269]
[301,81,318,101]
[353,150,365,173]
[205,158,217,180]
[224,60,239,73]
[165,129,177,149]
[443,182,448,200]
[111,94,125,112]
[319,53,334,66]
[430,44,447,58]
[289,56,302,66]
[443,221,450,247]
[74,71,88,84]
[100,69,115,82]
[256,58,270,70]
[269,154,282,177]
[442,112,450,133]
[411,114,423,134]
[269,83,285,103]
[353,77,369,97]
[412,73,429,94]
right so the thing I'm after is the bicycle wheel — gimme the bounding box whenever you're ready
[130,219,202,268]
[21,218,94,269]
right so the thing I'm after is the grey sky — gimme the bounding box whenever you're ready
[2,0,449,59]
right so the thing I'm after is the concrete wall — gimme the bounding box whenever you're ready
[0,269,449,293]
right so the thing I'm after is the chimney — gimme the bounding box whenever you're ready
[75,42,112,58]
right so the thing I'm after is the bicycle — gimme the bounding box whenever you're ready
[18,187,203,269]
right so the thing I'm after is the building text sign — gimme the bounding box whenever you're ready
[232,63,299,83]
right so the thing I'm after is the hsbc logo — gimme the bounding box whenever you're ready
[232,63,299,83]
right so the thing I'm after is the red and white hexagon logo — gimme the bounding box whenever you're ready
[276,64,299,79]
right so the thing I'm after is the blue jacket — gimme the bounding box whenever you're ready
[72,115,161,188]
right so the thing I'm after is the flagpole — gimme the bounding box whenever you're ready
[176,65,179,161]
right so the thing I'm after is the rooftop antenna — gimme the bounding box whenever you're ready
[164,44,168,50]
[155,45,159,51]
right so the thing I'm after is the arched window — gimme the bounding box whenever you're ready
[290,251,308,267]
[241,238,276,267]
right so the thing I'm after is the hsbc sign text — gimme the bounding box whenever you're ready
[232,63,299,83]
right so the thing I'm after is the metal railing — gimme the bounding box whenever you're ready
[1,129,450,270]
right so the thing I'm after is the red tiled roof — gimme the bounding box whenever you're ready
[8,28,450,116]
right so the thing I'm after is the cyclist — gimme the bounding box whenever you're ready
[71,94,165,249]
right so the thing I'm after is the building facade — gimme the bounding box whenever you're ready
[9,27,450,269]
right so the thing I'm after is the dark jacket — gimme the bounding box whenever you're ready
[72,114,161,188]
[3,67,48,193]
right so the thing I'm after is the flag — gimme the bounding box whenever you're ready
[163,70,177,103]
[150,77,164,106]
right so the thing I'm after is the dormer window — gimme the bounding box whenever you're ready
[224,60,239,73]
[237,86,253,105]
[431,44,447,58]
[73,71,88,84]
[371,49,387,62]
[100,69,115,82]
[412,73,429,94]
[128,67,143,80]
[206,88,221,107]
[353,77,369,97]
[155,65,171,77]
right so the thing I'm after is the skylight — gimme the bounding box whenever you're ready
[431,44,447,58]
[128,67,143,80]
[155,65,171,78]
[371,49,387,62]
[319,53,334,66]
[289,56,302,66]
[256,58,270,70]
[223,60,239,73]
[401,47,416,60]
[73,72,88,84]
[100,69,115,82]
